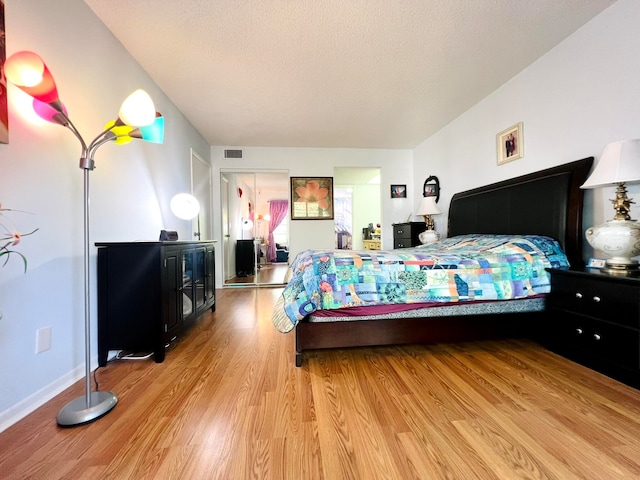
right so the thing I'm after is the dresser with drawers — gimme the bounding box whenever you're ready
[392,222,424,249]
[363,239,381,250]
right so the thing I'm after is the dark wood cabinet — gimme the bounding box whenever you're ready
[392,222,425,248]
[96,241,216,366]
[545,268,640,388]
[236,239,255,277]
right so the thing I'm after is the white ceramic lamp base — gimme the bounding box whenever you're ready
[419,229,440,245]
[585,219,640,274]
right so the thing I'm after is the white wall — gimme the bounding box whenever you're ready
[211,147,413,284]
[413,0,640,265]
[0,0,210,431]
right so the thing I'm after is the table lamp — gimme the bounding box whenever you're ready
[416,195,441,244]
[581,139,640,275]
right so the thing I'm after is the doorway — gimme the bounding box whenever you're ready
[191,149,211,240]
[220,170,290,287]
[334,167,381,250]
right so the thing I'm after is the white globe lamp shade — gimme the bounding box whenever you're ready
[119,89,156,127]
[170,193,200,220]
[242,219,254,231]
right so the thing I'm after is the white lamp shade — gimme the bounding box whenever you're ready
[581,139,640,189]
[119,89,157,127]
[170,193,200,220]
[416,196,441,216]
[242,219,254,230]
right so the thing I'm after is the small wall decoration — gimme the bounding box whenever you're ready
[497,122,524,165]
[290,176,334,220]
[390,184,407,199]
[423,175,440,202]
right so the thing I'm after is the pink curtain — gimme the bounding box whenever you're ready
[267,199,289,262]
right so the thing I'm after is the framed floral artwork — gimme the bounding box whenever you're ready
[290,177,334,220]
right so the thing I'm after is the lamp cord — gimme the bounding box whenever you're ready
[93,366,101,391]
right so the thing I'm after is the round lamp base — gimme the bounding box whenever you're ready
[57,391,118,427]
[601,262,640,276]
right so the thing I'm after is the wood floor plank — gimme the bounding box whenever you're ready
[1,287,640,479]
[515,409,638,479]
[396,397,499,479]
[327,357,403,480]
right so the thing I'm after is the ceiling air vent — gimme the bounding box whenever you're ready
[224,149,243,159]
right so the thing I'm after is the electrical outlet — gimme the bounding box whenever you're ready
[36,327,52,354]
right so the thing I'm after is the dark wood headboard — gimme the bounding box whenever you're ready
[448,157,594,268]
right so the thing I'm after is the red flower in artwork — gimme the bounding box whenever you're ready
[295,181,329,210]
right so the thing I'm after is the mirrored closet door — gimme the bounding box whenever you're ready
[220,170,290,287]
[334,167,381,251]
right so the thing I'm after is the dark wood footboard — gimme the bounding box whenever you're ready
[294,312,542,366]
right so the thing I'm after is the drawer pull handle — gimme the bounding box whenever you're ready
[592,296,601,303]
[593,333,601,341]
[576,328,583,334]
[575,292,583,299]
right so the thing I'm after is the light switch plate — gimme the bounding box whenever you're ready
[36,327,52,353]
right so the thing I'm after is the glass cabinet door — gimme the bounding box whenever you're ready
[181,250,194,318]
[205,245,215,306]
[194,247,206,310]
[163,250,181,336]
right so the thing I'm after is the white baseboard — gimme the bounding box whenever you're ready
[0,363,88,433]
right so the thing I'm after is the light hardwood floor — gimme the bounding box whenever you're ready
[224,262,290,286]
[1,287,639,479]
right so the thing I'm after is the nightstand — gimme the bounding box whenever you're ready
[545,268,640,388]
[392,222,425,248]
[363,239,381,250]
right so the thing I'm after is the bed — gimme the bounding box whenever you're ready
[272,157,594,367]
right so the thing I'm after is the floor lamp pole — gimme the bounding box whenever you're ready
[56,161,118,427]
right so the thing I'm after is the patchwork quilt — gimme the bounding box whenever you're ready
[272,234,569,333]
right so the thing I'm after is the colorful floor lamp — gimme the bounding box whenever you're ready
[4,51,165,426]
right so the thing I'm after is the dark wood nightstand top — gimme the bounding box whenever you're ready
[547,267,640,286]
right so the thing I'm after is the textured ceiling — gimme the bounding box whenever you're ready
[83,0,615,149]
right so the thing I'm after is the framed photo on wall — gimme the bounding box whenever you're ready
[290,176,334,220]
[497,121,524,165]
[390,184,407,198]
